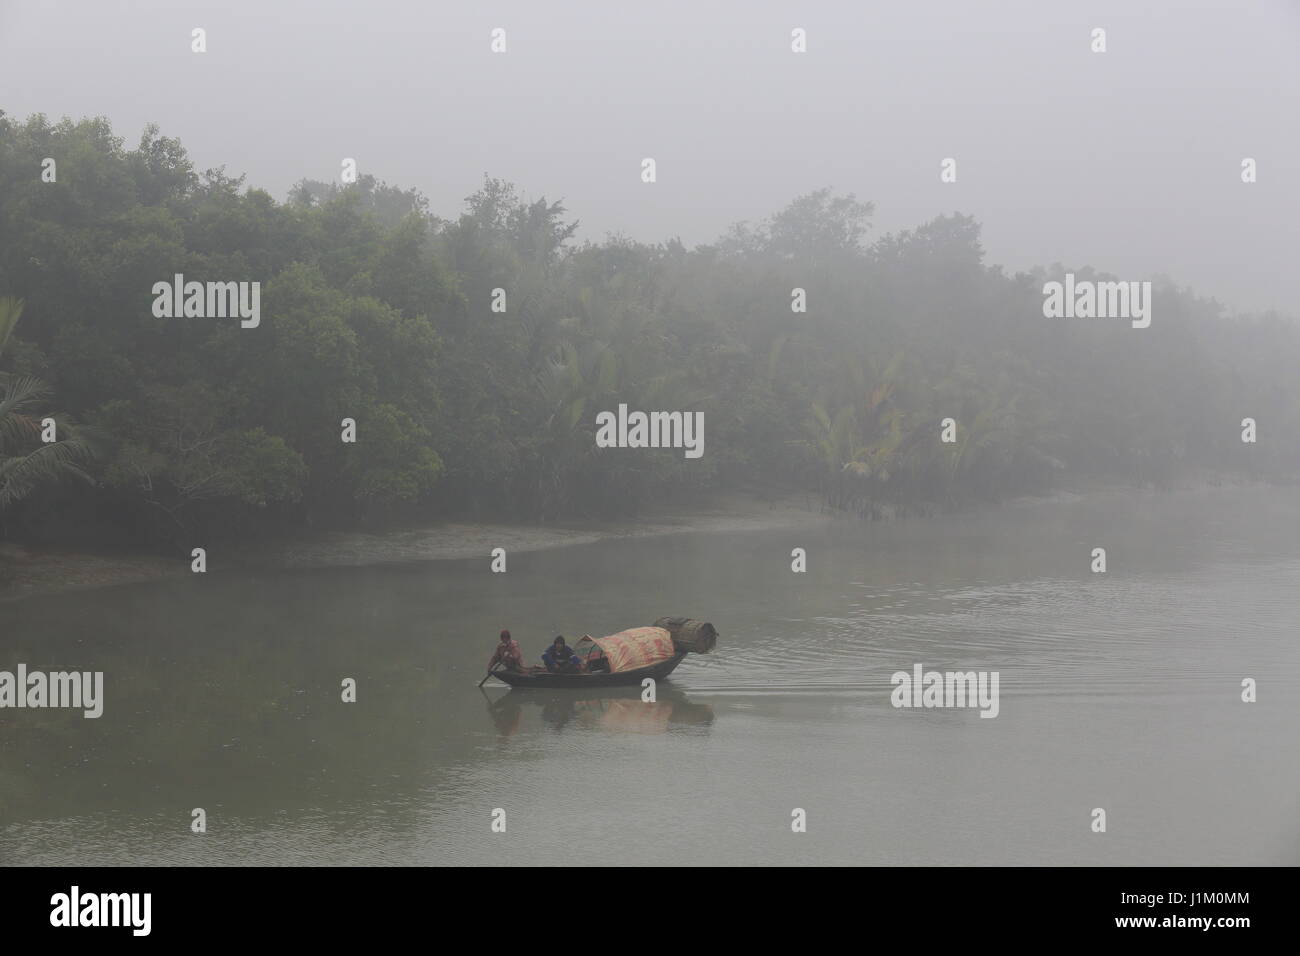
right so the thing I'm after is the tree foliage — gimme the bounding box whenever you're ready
[1,110,1296,545]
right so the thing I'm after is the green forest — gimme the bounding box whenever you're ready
[2,110,1297,550]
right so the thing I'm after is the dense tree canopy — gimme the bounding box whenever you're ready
[1,109,1296,547]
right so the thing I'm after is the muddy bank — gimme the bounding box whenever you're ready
[2,477,1284,604]
[0,495,829,603]
[251,495,827,569]
[0,544,185,604]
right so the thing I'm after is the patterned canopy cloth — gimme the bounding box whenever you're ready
[576,627,676,673]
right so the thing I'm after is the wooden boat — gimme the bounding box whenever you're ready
[487,618,717,689]
[489,651,688,689]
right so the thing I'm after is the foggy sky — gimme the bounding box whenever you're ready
[2,0,1297,314]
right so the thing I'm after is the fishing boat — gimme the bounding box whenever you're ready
[485,618,717,689]
[490,651,688,688]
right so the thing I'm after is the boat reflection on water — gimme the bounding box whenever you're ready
[483,686,714,737]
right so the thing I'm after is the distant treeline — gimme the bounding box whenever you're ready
[1,110,1297,548]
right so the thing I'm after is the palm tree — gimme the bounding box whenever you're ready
[0,297,96,509]
[531,338,618,517]
[805,401,859,511]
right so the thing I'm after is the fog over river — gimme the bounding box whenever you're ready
[2,485,1296,866]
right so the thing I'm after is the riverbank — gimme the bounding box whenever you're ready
[1,475,1284,604]
[0,544,184,605]
[0,493,831,603]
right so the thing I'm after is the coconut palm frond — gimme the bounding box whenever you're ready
[0,296,26,358]
[0,373,51,418]
[0,436,97,507]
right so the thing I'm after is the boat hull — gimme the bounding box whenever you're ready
[490,652,688,688]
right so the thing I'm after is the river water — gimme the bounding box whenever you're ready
[2,486,1298,865]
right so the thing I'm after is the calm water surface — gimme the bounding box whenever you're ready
[2,487,1298,865]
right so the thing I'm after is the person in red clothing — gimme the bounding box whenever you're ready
[488,629,526,671]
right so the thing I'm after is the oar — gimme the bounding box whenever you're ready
[478,664,501,688]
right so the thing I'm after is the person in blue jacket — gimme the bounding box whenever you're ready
[542,636,583,673]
